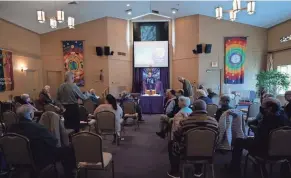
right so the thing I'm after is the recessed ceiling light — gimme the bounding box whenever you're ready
[171,8,178,14]
[127,4,130,7]
[126,9,132,15]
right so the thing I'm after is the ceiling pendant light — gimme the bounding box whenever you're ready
[215,7,223,20]
[247,1,256,15]
[171,8,178,14]
[233,0,241,12]
[68,17,75,29]
[215,0,255,22]
[126,9,132,15]
[229,11,236,21]
[37,10,45,23]
[56,10,65,23]
[50,18,57,28]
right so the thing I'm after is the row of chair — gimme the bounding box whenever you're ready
[181,126,291,178]
[0,132,115,178]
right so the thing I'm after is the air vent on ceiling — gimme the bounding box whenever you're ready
[68,1,78,5]
[152,10,159,14]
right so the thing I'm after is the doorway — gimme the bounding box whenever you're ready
[46,71,63,99]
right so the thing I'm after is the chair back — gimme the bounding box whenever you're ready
[0,133,35,166]
[44,104,58,113]
[14,102,22,111]
[79,105,89,122]
[94,111,115,132]
[83,99,96,114]
[39,111,66,147]
[123,101,136,114]
[207,104,218,118]
[71,132,104,167]
[33,99,43,111]
[185,127,218,159]
[247,102,260,118]
[268,126,291,157]
[2,111,18,131]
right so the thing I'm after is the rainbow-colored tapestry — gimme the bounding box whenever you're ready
[224,37,247,84]
[0,49,14,92]
[63,41,84,86]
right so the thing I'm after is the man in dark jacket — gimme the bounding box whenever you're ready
[215,95,232,121]
[156,89,180,139]
[9,105,76,178]
[231,98,291,174]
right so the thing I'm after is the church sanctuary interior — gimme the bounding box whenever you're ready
[1,1,291,178]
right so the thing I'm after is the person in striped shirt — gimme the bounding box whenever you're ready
[167,100,218,178]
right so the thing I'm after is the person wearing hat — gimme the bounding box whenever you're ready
[196,89,213,104]
[215,95,233,121]
[167,99,218,178]
[230,97,291,175]
[284,90,291,119]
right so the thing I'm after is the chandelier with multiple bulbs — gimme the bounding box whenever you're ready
[215,0,255,21]
[37,9,75,29]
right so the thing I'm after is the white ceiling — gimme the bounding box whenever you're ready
[0,1,291,34]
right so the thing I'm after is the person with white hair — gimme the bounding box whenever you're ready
[284,90,291,119]
[171,96,193,136]
[57,71,88,132]
[178,76,193,97]
[39,85,54,105]
[20,93,38,111]
[88,88,100,105]
[196,89,213,104]
[9,105,76,178]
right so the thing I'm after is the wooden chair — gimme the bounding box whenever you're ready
[182,127,219,178]
[71,132,114,178]
[244,126,291,178]
[123,101,139,131]
[0,133,59,178]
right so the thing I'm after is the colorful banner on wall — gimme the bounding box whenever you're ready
[63,41,84,86]
[0,49,14,92]
[224,37,247,84]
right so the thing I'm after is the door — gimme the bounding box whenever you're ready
[25,71,39,100]
[47,71,62,99]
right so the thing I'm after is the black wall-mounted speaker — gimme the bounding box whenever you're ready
[104,46,110,56]
[205,44,212,54]
[96,47,103,56]
[197,44,203,54]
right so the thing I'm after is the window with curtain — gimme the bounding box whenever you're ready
[277,65,291,94]
[140,25,156,41]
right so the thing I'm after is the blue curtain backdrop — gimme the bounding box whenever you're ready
[132,22,169,93]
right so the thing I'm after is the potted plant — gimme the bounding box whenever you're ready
[256,70,290,96]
